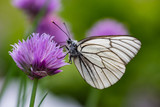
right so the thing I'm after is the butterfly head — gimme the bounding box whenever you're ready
[67,39,77,46]
[52,21,79,59]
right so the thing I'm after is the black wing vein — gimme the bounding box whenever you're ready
[111,41,136,55]
[120,40,140,50]
[92,64,105,88]
[100,57,120,80]
[110,47,132,59]
[81,56,100,88]
[102,58,124,74]
[79,56,97,88]
[79,57,85,80]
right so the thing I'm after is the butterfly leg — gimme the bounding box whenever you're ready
[60,45,69,50]
[68,56,72,64]
[57,51,69,59]
[57,45,70,59]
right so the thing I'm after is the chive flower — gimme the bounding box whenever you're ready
[9,33,67,79]
[87,19,129,36]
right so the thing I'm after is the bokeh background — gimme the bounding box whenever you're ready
[0,0,160,107]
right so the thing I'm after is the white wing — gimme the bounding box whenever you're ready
[74,35,141,89]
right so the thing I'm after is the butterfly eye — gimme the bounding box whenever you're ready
[67,40,71,44]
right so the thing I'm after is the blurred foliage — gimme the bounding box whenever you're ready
[0,0,160,107]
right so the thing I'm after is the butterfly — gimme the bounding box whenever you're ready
[52,21,141,89]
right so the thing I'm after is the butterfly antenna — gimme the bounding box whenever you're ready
[52,21,70,39]
[63,22,71,37]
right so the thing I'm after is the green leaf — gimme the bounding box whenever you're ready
[38,92,48,107]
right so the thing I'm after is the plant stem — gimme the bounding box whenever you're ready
[24,0,50,39]
[0,62,15,101]
[16,75,24,107]
[21,75,27,107]
[85,88,101,107]
[38,92,48,107]
[29,78,38,107]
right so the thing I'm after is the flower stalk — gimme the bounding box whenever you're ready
[85,88,101,107]
[0,62,15,101]
[29,78,38,107]
[16,74,24,107]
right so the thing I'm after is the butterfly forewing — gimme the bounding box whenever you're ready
[74,35,141,89]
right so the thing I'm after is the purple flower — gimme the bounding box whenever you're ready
[87,19,129,37]
[12,0,60,17]
[9,33,68,79]
[36,14,69,45]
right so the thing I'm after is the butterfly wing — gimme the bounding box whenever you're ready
[73,35,141,89]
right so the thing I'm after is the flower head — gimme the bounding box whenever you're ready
[87,19,129,37]
[12,0,60,17]
[36,14,69,45]
[9,33,67,79]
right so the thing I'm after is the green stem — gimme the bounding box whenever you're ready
[16,75,24,107]
[29,78,38,107]
[0,62,15,101]
[21,75,27,107]
[85,88,101,107]
[24,0,50,39]
[38,92,48,107]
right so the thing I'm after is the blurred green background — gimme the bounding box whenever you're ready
[0,0,160,107]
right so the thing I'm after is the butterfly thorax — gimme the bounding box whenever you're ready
[67,39,80,57]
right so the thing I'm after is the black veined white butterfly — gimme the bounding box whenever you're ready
[52,21,141,89]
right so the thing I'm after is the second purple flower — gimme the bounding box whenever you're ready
[87,19,129,37]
